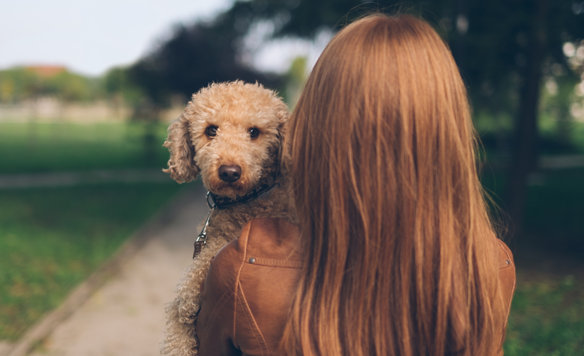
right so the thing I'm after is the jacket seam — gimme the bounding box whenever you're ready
[237,281,270,355]
[247,257,302,268]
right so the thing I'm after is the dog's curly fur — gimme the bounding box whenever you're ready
[161,81,295,355]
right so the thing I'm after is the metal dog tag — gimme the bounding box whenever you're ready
[193,234,206,258]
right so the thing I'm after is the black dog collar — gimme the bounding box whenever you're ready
[207,181,278,210]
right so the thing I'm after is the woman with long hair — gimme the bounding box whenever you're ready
[197,13,515,356]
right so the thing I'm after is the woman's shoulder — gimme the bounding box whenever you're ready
[240,218,303,265]
[210,217,302,276]
[493,236,516,326]
[494,237,515,288]
[493,236,515,283]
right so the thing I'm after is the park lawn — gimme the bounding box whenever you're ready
[504,272,584,356]
[0,182,183,340]
[0,121,170,173]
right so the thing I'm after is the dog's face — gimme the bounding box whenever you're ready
[164,81,288,199]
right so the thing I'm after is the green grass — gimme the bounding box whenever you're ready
[504,274,584,355]
[0,121,170,173]
[0,182,183,340]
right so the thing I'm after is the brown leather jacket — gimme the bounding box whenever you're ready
[198,218,516,356]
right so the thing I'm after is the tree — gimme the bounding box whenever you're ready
[128,13,282,110]
[448,0,584,234]
[0,67,100,103]
[102,66,145,118]
[47,71,98,102]
[0,68,34,102]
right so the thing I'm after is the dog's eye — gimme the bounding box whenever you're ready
[205,125,218,138]
[248,127,260,139]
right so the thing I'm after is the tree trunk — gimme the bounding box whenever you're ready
[506,0,548,238]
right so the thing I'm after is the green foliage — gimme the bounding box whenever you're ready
[128,18,283,108]
[523,167,584,253]
[102,66,145,106]
[0,67,38,102]
[0,182,183,340]
[0,122,170,173]
[481,164,584,254]
[540,73,583,143]
[226,0,388,38]
[0,67,101,103]
[0,66,146,106]
[504,275,584,356]
[283,56,308,106]
[46,71,99,102]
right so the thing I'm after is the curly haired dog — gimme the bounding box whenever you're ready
[161,81,295,355]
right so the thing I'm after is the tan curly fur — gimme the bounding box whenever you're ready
[161,81,295,355]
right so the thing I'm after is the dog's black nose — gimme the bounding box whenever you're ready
[219,165,242,183]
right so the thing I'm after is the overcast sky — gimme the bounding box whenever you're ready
[0,0,233,76]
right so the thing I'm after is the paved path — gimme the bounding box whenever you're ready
[5,183,208,356]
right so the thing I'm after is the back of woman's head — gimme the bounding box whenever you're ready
[285,14,506,356]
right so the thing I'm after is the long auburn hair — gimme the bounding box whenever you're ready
[283,14,506,356]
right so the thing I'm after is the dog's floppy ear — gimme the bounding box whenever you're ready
[275,105,291,176]
[163,114,199,183]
